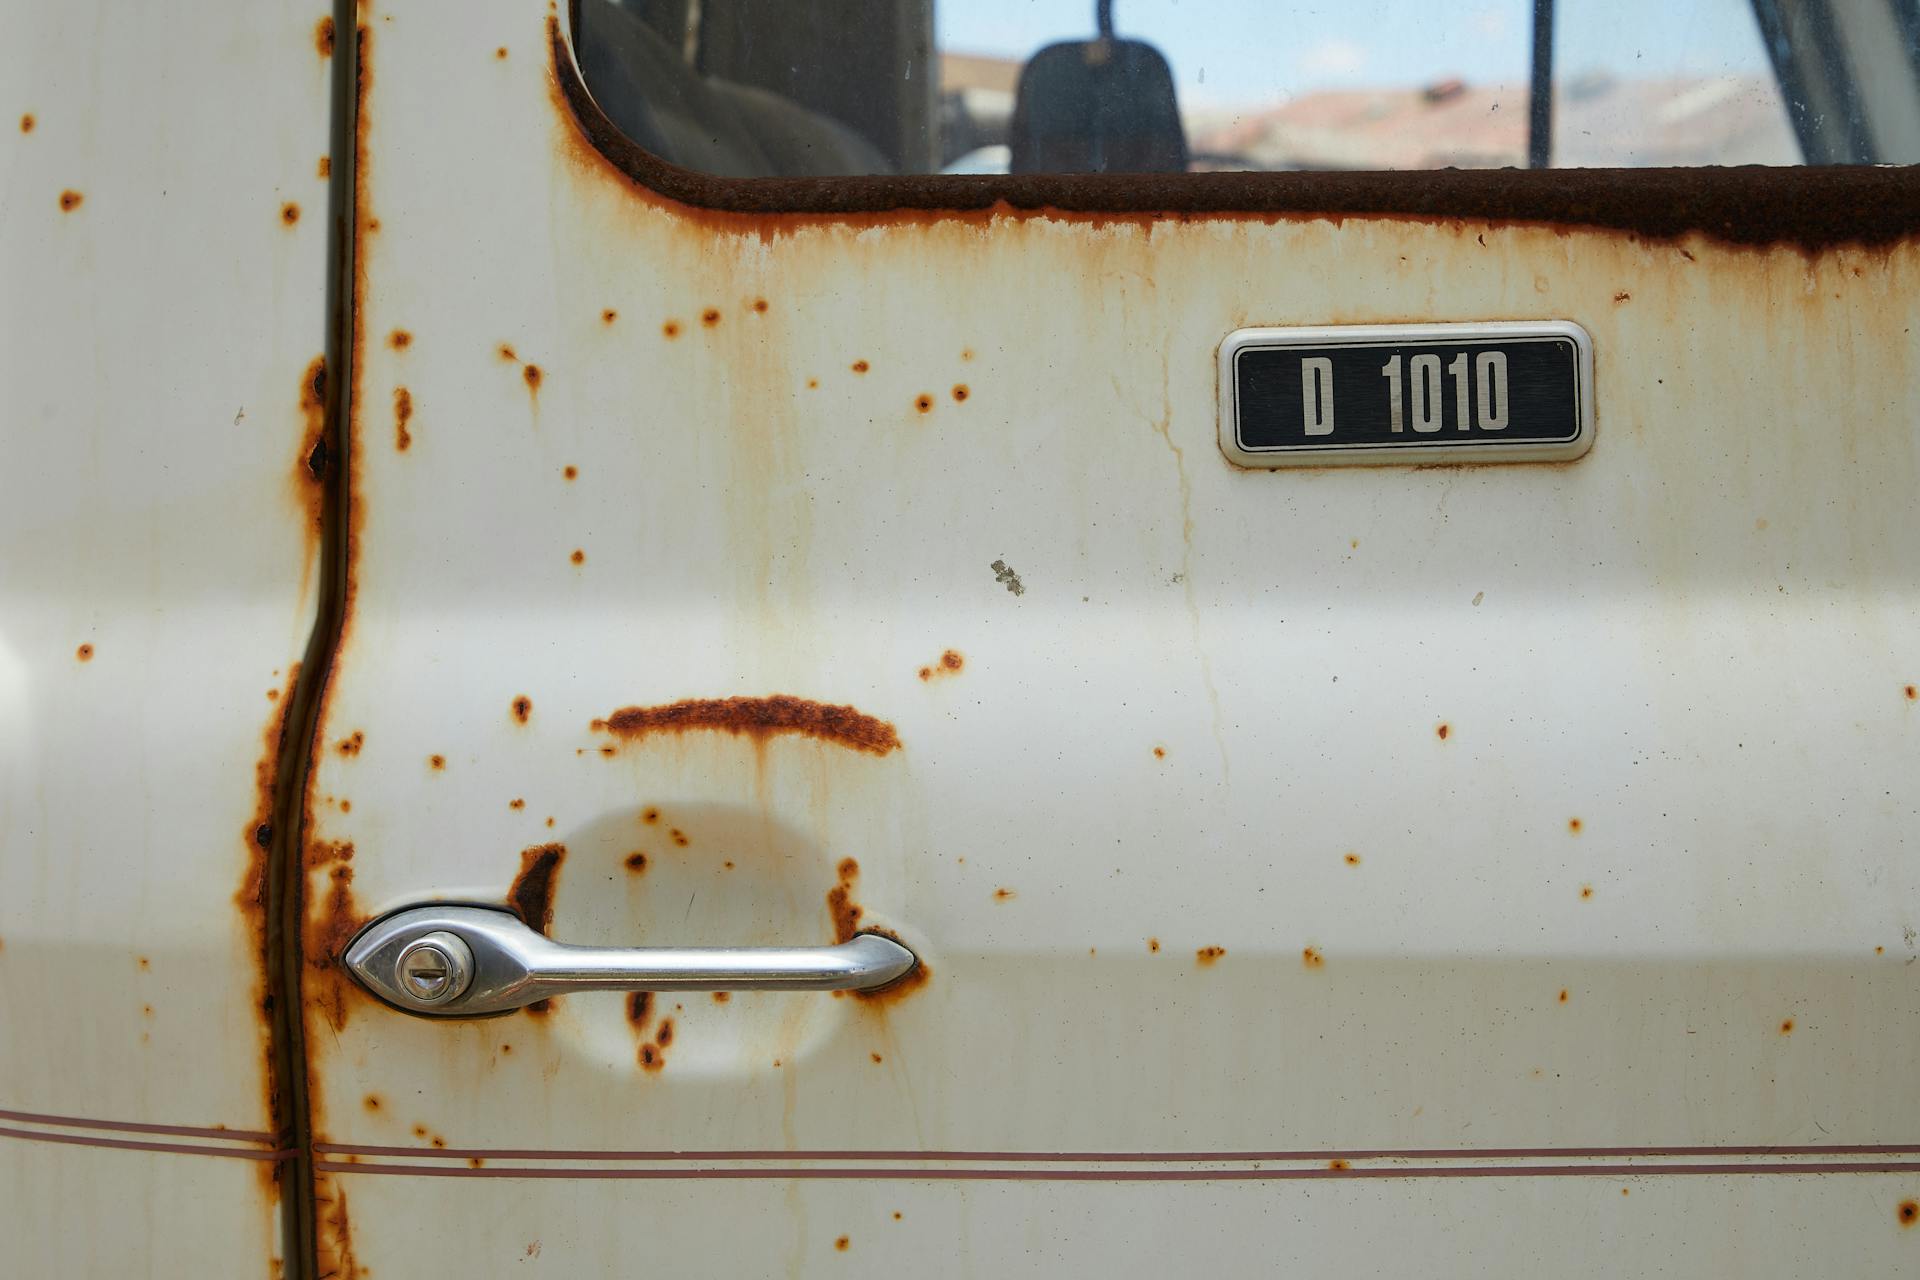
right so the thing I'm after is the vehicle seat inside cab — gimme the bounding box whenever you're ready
[576,0,893,177]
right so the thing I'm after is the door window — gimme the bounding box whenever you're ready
[577,0,1920,176]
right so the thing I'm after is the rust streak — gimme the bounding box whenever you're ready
[508,843,565,936]
[392,386,412,451]
[594,695,900,757]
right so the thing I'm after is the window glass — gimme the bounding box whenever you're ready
[577,0,1920,178]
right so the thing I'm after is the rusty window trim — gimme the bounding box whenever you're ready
[551,7,1920,254]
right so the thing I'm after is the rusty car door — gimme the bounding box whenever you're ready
[0,2,343,1274]
[297,2,1920,1275]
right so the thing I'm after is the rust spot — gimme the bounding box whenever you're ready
[655,1019,674,1047]
[1302,946,1324,969]
[826,859,929,1002]
[1152,746,1166,758]
[19,113,33,133]
[510,797,525,810]
[1906,685,1917,702]
[713,991,730,1003]
[1435,723,1450,741]
[601,309,617,324]
[58,189,82,212]
[388,329,411,350]
[281,202,300,226]
[1900,1199,1918,1227]
[641,807,660,824]
[317,155,331,178]
[495,46,509,59]
[298,355,330,493]
[807,378,819,389]
[509,843,565,936]
[336,731,363,756]
[639,1043,661,1070]
[512,695,532,724]
[1558,989,1570,1003]
[1343,852,1360,866]
[993,887,1015,901]
[1195,945,1226,966]
[893,1212,903,1221]
[563,464,578,479]
[498,343,518,362]
[305,843,365,1033]
[594,695,901,757]
[835,1237,850,1252]
[851,360,870,374]
[1580,885,1595,900]
[918,650,964,681]
[428,754,446,771]
[1148,937,1160,953]
[393,386,412,451]
[523,363,542,391]
[1328,1159,1350,1170]
[627,991,652,1027]
[914,394,934,414]
[624,851,648,872]
[701,308,721,327]
[952,384,969,402]
[136,956,150,971]
[669,827,689,847]
[362,1094,382,1113]
[752,298,769,313]
[75,643,93,662]
[315,16,335,58]
[662,320,681,338]
[570,549,585,565]
[828,858,864,937]
[1568,817,1583,834]
[1780,1018,1795,1035]
[1613,290,1631,302]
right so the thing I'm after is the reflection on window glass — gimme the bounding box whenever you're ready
[576,0,1920,177]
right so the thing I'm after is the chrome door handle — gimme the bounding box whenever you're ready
[343,904,919,1017]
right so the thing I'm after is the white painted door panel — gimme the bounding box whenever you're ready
[303,4,1920,1273]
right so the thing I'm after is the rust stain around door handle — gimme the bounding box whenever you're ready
[343,904,920,1018]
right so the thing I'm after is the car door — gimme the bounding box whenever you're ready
[0,2,339,1274]
[299,2,1920,1276]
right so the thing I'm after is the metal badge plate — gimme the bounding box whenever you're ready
[1219,321,1594,467]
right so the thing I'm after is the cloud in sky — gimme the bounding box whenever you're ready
[1294,37,1369,80]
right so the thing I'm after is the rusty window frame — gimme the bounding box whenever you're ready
[549,8,1920,255]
